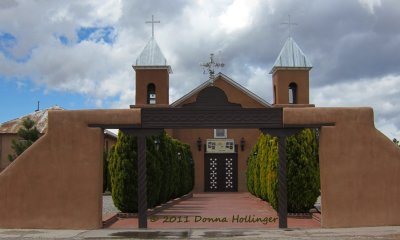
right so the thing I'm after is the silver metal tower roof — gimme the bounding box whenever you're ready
[270,37,312,74]
[136,38,168,66]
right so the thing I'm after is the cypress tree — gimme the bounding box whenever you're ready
[108,131,194,213]
[108,132,138,212]
[248,129,320,213]
[146,136,162,208]
[246,143,258,195]
[157,132,173,204]
[259,134,269,201]
[286,129,320,213]
[266,134,278,210]
[8,117,40,162]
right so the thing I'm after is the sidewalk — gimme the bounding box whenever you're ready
[107,192,320,229]
[1,226,400,239]
[6,193,399,239]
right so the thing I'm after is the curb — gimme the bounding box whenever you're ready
[102,214,118,228]
[287,213,313,219]
[102,192,194,227]
[118,192,193,218]
[312,212,321,222]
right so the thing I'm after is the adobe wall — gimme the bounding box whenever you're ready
[284,107,400,228]
[213,78,268,108]
[177,77,268,108]
[0,109,140,229]
[272,70,309,104]
[135,69,169,105]
[104,135,117,152]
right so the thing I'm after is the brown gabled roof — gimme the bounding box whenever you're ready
[0,105,64,134]
[170,73,272,108]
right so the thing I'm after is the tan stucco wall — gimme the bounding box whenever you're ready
[1,133,115,172]
[284,107,400,228]
[135,69,169,105]
[177,77,268,108]
[0,109,140,229]
[104,135,117,152]
[213,77,268,108]
[273,70,309,104]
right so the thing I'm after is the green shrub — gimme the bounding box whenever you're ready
[8,117,40,162]
[108,131,194,213]
[259,134,268,201]
[146,136,162,208]
[286,129,320,213]
[266,135,278,210]
[246,143,258,194]
[247,129,319,213]
[108,132,138,212]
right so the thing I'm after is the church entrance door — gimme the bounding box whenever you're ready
[204,153,238,192]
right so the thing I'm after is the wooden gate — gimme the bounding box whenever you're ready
[204,153,238,192]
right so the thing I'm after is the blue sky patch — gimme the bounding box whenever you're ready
[59,35,69,45]
[0,32,32,62]
[0,32,17,58]
[0,77,101,123]
[77,26,115,44]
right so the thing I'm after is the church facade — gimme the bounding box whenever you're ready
[131,35,313,192]
[1,25,400,229]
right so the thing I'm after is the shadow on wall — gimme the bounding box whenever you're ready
[0,109,141,229]
[284,107,400,228]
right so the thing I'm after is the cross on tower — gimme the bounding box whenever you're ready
[281,15,298,37]
[200,53,225,85]
[145,15,160,39]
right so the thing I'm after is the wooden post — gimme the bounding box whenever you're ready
[277,135,288,228]
[260,128,302,229]
[137,134,147,229]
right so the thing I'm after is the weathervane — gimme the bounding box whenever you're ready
[145,14,160,39]
[281,14,298,37]
[200,53,225,85]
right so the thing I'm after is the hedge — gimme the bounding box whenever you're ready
[108,131,194,213]
[246,129,320,213]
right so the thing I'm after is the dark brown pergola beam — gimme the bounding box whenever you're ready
[141,108,283,129]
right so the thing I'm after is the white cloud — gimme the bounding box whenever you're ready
[245,66,273,103]
[218,0,260,34]
[87,0,122,24]
[312,74,400,140]
[358,0,382,14]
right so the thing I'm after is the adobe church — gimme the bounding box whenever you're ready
[131,32,313,192]
[1,14,400,229]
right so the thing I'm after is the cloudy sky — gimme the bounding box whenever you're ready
[0,0,399,140]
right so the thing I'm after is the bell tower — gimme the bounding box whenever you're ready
[270,37,312,105]
[132,15,172,108]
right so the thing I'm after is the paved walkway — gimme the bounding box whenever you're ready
[107,192,320,229]
[103,195,119,215]
[2,226,400,239]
